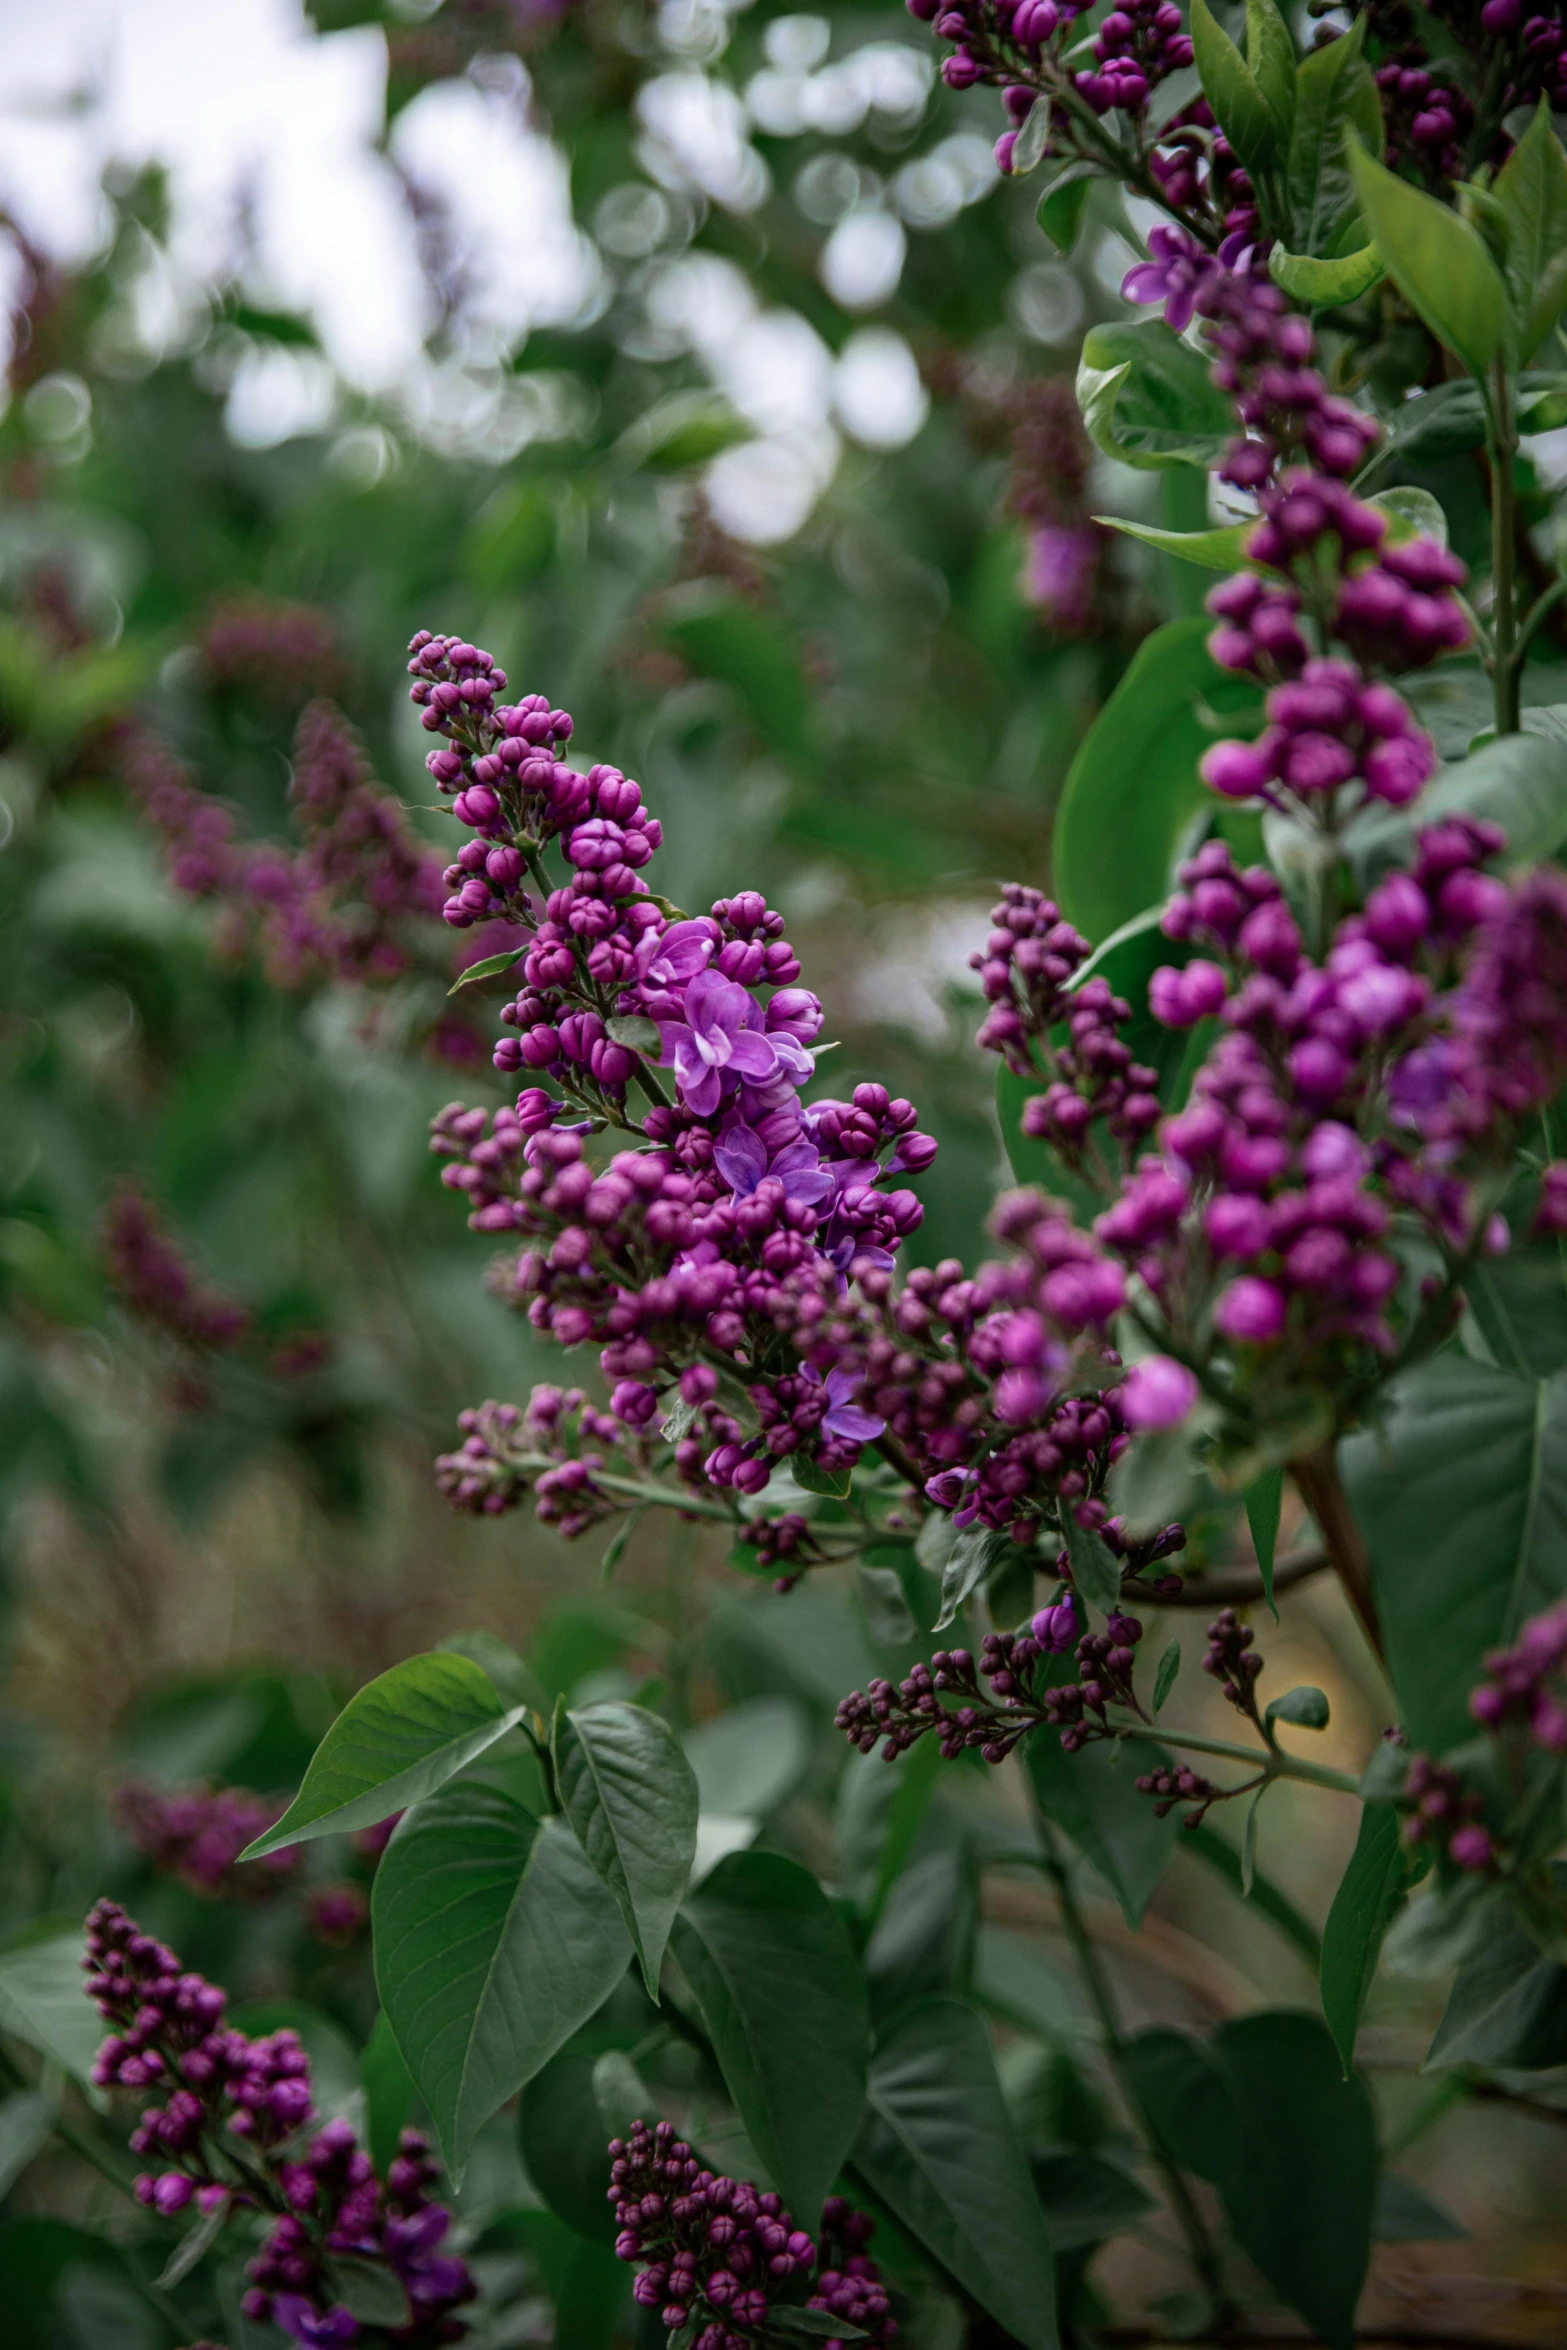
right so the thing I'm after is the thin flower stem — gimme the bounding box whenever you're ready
[506,1452,736,1523]
[1030,1812,1233,2331]
[1102,1715,1360,1795]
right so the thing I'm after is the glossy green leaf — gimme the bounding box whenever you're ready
[1465,1234,1567,1379]
[1152,1638,1182,1715]
[1320,1802,1406,2075]
[1053,618,1264,946]
[1351,143,1508,377]
[1367,485,1448,546]
[934,1525,1008,1632]
[794,1456,853,1500]
[1011,97,1052,176]
[604,1013,660,1054]
[1243,1465,1282,1613]
[1032,2149,1153,2251]
[974,1926,1084,2043]
[519,2048,619,2244]
[446,946,523,994]
[1285,12,1382,256]
[1374,2174,1466,2241]
[1493,99,1567,360]
[1342,1359,1567,1752]
[1075,318,1235,472]
[1062,1511,1123,1617]
[1349,724,1567,887]
[243,1652,526,1858]
[0,1927,105,2098]
[0,2095,53,2202]
[1208,2011,1378,2350]
[1026,1697,1178,1927]
[682,1696,812,1819]
[865,1847,977,2019]
[1097,516,1256,572]
[554,1701,698,1999]
[1266,1685,1330,1731]
[671,1850,867,2221]
[1269,243,1383,307]
[372,1768,632,2180]
[855,2000,1057,2350]
[1425,1907,1567,2071]
[1037,162,1096,252]
[1190,0,1289,177]
[359,2011,417,2177]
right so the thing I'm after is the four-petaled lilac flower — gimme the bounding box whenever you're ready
[1121,226,1219,333]
[635,917,715,1003]
[805,1365,886,1445]
[714,1116,835,1206]
[658,969,782,1115]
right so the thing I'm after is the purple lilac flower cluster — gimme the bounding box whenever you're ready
[104,1188,251,1353]
[434,1385,642,1531]
[1470,1599,1567,1753]
[414,632,943,1507]
[607,2118,896,2348]
[1365,2,1567,169]
[200,593,341,703]
[84,1900,474,2347]
[117,702,449,995]
[114,1782,299,1902]
[1399,1754,1495,1874]
[837,1595,1156,1764]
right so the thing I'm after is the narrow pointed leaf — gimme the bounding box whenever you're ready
[1243,1466,1282,1613]
[554,1701,698,1998]
[372,1767,631,2181]
[1351,143,1507,377]
[1320,1802,1406,2075]
[243,1653,526,1858]
[1494,99,1567,359]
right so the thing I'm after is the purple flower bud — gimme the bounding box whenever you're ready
[1119,1355,1199,1430]
[1214,1276,1287,1344]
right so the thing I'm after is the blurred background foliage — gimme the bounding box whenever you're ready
[0,1,1561,2342]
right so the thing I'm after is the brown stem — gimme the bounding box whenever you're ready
[1288,1444,1383,1663]
[1130,1546,1329,1611]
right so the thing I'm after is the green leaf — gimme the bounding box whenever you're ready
[1465,1231,1567,1379]
[1351,142,1508,377]
[933,1525,1007,1633]
[865,1846,977,2019]
[605,1014,660,1054]
[1061,1511,1122,1617]
[332,2255,410,2327]
[1425,1907,1567,2070]
[974,1926,1083,2042]
[1185,1823,1322,1966]
[1026,1702,1178,1928]
[670,1850,867,2221]
[372,1767,632,2181]
[1122,2028,1232,2180]
[1207,2012,1378,2350]
[359,2010,417,2177]
[553,1701,698,1999]
[1266,1684,1330,1732]
[1269,243,1384,307]
[446,946,523,995]
[1152,1639,1182,1715]
[1285,11,1382,257]
[1342,1359,1567,1752]
[1011,97,1052,176]
[0,2095,53,2202]
[1097,516,1257,572]
[1243,1466,1282,1613]
[1240,1787,1262,1896]
[859,1559,919,1646]
[616,390,753,473]
[1493,100,1567,360]
[1076,318,1236,473]
[682,1696,812,1819]
[437,1628,546,1711]
[242,1652,526,1858]
[519,2048,619,2244]
[854,2000,1058,2350]
[1349,724,1567,887]
[1032,2149,1153,2250]
[1036,162,1096,253]
[794,1456,853,1500]
[1374,2174,1466,2241]
[0,1927,105,2098]
[1320,1802,1406,2075]
[1053,618,1264,946]
[1190,0,1289,177]
[1367,484,1448,546]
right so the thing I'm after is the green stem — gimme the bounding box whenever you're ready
[1104,1715,1360,1796]
[1032,1817,1232,2329]
[507,1455,736,1523]
[1488,358,1521,735]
